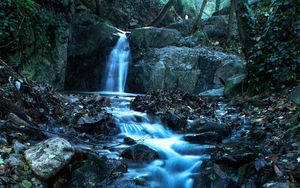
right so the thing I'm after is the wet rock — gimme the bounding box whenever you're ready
[121,144,160,162]
[127,46,245,94]
[213,153,257,168]
[262,182,295,188]
[25,137,75,180]
[161,112,187,131]
[187,119,231,137]
[184,132,222,144]
[199,88,224,97]
[123,137,136,145]
[130,27,182,50]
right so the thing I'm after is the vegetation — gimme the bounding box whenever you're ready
[239,0,300,93]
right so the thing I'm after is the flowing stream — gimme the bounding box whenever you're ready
[101,33,212,187]
[105,97,212,188]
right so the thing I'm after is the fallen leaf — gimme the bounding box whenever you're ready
[273,164,283,177]
[284,163,296,170]
[22,180,32,188]
[213,164,228,179]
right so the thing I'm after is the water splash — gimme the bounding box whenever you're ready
[102,32,131,93]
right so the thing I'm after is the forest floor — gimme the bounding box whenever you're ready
[0,62,299,187]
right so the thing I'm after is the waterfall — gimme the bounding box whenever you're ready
[102,32,131,93]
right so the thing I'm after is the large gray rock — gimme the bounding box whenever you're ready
[25,137,74,180]
[130,27,182,50]
[127,46,245,94]
[202,15,238,41]
[65,11,120,91]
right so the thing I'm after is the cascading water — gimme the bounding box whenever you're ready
[105,97,212,188]
[102,32,131,93]
[101,32,212,187]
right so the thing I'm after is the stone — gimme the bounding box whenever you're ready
[202,15,238,41]
[69,153,111,188]
[199,88,224,97]
[224,74,247,97]
[262,182,295,188]
[130,27,182,50]
[187,118,231,137]
[13,141,27,154]
[7,154,24,167]
[161,112,187,131]
[127,46,245,94]
[123,137,136,145]
[290,85,300,104]
[184,132,223,144]
[24,137,74,180]
[121,144,160,162]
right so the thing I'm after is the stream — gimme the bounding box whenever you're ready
[105,95,213,188]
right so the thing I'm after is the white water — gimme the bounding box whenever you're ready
[106,97,212,188]
[102,33,131,93]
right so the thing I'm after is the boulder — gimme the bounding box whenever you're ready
[202,15,238,41]
[65,11,120,91]
[130,27,182,50]
[24,137,74,180]
[127,46,245,94]
[224,74,246,97]
[184,132,223,144]
[121,144,159,162]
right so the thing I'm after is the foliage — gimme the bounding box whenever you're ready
[0,0,67,68]
[242,0,300,93]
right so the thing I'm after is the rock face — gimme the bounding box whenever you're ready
[121,144,160,162]
[127,46,246,94]
[202,15,239,41]
[130,27,182,50]
[24,137,74,180]
[79,0,177,29]
[65,11,120,91]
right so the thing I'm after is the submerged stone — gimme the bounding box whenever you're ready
[121,144,160,162]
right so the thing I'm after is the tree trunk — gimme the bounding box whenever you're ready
[227,0,236,43]
[215,0,221,12]
[235,0,253,56]
[151,0,177,26]
[191,0,208,34]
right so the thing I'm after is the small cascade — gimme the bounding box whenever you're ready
[105,97,212,188]
[102,32,131,93]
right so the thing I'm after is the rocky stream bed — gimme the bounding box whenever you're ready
[0,62,299,188]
